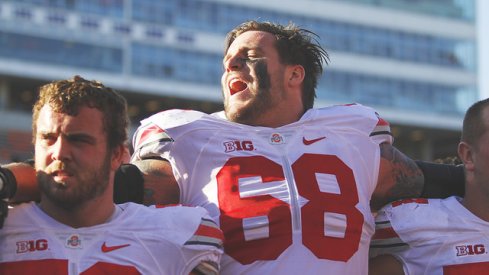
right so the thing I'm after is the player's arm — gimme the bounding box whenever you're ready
[2,157,180,206]
[372,144,466,210]
[1,162,39,203]
[1,161,146,204]
[371,143,424,211]
[369,254,405,275]
[0,158,180,206]
[415,160,465,198]
[0,162,39,228]
[130,158,180,206]
[127,118,181,206]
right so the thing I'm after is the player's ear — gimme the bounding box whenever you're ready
[111,144,128,170]
[458,141,474,171]
[286,65,305,87]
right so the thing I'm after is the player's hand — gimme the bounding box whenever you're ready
[0,166,18,228]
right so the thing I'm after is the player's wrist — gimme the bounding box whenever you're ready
[416,160,465,198]
[0,166,18,199]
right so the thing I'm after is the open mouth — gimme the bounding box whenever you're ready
[229,79,248,95]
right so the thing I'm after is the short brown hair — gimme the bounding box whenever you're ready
[32,75,129,149]
[461,98,489,147]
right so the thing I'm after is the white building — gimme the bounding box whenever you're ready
[0,0,478,162]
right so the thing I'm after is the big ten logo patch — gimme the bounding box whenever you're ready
[224,140,254,153]
[16,239,48,253]
[456,244,486,256]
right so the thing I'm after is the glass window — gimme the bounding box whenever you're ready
[129,0,476,70]
[132,43,221,85]
[319,70,475,115]
[335,0,475,21]
[0,31,122,72]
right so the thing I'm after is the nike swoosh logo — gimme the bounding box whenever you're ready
[101,242,130,253]
[303,136,326,145]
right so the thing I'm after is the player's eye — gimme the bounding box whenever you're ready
[38,133,56,145]
[67,135,94,145]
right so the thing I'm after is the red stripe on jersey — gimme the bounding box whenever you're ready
[154,204,181,208]
[0,259,67,274]
[372,227,399,240]
[0,260,137,274]
[137,124,165,146]
[444,262,489,274]
[195,223,224,241]
[376,117,389,127]
[392,198,429,207]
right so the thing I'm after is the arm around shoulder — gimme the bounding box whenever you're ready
[1,161,39,203]
[415,160,465,198]
[372,143,424,211]
[131,158,180,206]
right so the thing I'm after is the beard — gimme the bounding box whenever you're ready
[224,60,274,126]
[37,153,111,211]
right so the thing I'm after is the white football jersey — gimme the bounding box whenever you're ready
[0,202,223,275]
[370,196,489,275]
[132,104,392,274]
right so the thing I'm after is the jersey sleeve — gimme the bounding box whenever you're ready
[370,113,393,145]
[371,198,432,257]
[369,204,409,258]
[150,205,224,250]
[132,119,173,161]
[178,207,223,274]
[150,205,223,274]
[131,109,207,161]
[333,103,393,145]
[183,214,224,250]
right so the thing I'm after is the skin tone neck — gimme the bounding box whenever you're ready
[250,98,305,128]
[459,141,489,222]
[462,186,489,222]
[459,107,489,222]
[39,183,116,228]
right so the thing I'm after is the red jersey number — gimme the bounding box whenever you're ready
[217,154,364,264]
[444,262,489,274]
[0,260,139,275]
[217,156,292,264]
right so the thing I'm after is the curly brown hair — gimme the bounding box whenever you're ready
[32,75,129,150]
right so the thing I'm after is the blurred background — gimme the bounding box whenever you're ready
[0,0,485,163]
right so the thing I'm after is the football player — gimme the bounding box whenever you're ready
[126,21,461,274]
[370,98,489,274]
[0,76,222,275]
[0,21,465,274]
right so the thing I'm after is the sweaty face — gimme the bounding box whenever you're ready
[222,31,287,126]
[34,104,113,210]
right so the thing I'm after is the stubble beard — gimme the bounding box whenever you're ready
[37,153,112,211]
[224,60,273,126]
